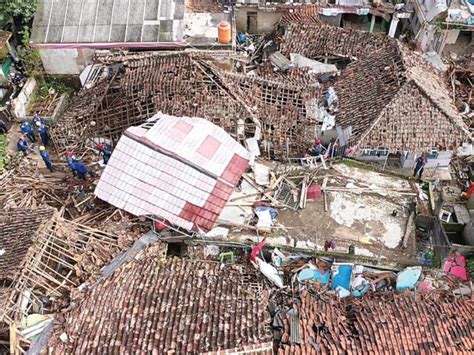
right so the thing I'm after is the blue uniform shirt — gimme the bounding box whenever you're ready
[66,156,74,168]
[17,140,28,152]
[21,122,33,134]
[33,115,45,126]
[40,151,51,164]
[73,161,89,174]
[38,124,48,135]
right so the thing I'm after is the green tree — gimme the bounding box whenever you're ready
[0,0,37,25]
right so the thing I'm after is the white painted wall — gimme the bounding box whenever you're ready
[39,48,95,75]
[11,77,36,118]
[400,151,453,168]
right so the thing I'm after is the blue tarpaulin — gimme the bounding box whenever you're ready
[396,266,422,291]
[298,268,330,285]
[331,264,353,290]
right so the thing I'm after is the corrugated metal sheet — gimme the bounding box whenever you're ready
[95,113,249,232]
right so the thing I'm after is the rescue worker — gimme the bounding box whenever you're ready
[16,136,29,155]
[0,118,7,134]
[97,143,112,165]
[37,122,49,146]
[73,160,96,180]
[39,145,53,172]
[20,121,35,142]
[413,153,428,179]
[32,114,45,127]
[66,151,76,176]
[313,138,326,156]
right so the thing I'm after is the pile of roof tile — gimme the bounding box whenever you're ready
[279,23,392,60]
[278,290,472,354]
[0,207,54,281]
[47,247,272,354]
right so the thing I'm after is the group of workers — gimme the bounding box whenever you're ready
[16,114,49,155]
[15,114,113,179]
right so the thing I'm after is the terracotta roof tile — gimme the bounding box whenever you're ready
[278,291,472,354]
[47,249,272,353]
[277,22,470,152]
[0,207,54,281]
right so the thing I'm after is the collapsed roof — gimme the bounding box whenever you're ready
[278,290,472,353]
[276,23,471,152]
[50,50,320,158]
[0,208,125,324]
[95,112,250,232]
[46,246,273,354]
[0,208,54,283]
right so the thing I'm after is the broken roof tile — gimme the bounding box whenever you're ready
[278,291,472,354]
[47,249,272,354]
[0,207,54,282]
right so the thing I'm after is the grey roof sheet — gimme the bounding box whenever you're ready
[31,0,185,43]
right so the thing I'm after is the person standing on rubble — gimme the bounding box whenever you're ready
[36,122,49,146]
[413,153,428,179]
[97,143,112,165]
[16,136,29,155]
[32,114,45,127]
[313,139,326,156]
[0,118,7,134]
[39,145,54,172]
[66,151,77,176]
[73,160,96,180]
[20,121,35,142]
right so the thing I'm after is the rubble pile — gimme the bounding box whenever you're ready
[0,208,131,324]
[448,56,474,129]
[0,156,99,220]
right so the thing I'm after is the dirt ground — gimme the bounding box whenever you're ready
[276,192,416,261]
[229,163,418,263]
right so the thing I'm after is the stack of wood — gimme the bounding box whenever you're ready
[29,93,61,117]
[0,156,99,221]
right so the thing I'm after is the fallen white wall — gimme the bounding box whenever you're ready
[39,48,95,75]
[11,77,36,118]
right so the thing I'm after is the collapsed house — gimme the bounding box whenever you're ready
[95,112,250,232]
[44,245,273,354]
[276,21,472,168]
[49,50,320,158]
[0,208,126,352]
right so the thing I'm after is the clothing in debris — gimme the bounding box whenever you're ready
[413,155,427,179]
[20,121,35,142]
[39,147,53,172]
[37,123,49,146]
[0,119,7,134]
[97,143,112,165]
[16,137,29,154]
[73,161,95,180]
